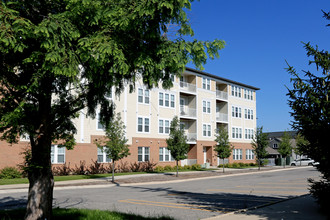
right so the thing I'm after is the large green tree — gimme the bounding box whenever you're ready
[166,116,189,177]
[95,112,130,183]
[286,10,329,212]
[214,126,232,173]
[251,126,268,170]
[0,1,225,219]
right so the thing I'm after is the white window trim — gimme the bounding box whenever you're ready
[137,116,150,133]
[232,127,242,139]
[97,147,112,163]
[232,106,242,118]
[202,77,211,90]
[138,146,150,162]
[246,149,255,160]
[233,148,242,160]
[51,145,65,164]
[159,147,174,162]
[245,128,254,140]
[203,100,211,114]
[159,91,175,109]
[158,118,171,135]
[138,88,150,105]
[96,112,105,131]
[203,123,212,137]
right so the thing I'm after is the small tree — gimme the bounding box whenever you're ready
[251,127,268,170]
[95,113,130,182]
[278,132,292,168]
[214,127,232,173]
[294,133,309,165]
[166,116,189,177]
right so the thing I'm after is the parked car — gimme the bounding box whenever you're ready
[290,158,319,166]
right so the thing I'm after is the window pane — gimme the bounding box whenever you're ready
[98,155,103,162]
[144,118,149,132]
[165,94,169,107]
[145,90,149,104]
[165,120,170,134]
[138,89,143,103]
[159,93,163,106]
[57,155,64,163]
[159,120,163,133]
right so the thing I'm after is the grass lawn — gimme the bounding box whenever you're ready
[0,208,174,220]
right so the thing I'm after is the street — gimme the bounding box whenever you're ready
[0,167,321,219]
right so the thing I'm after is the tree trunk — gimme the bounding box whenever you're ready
[258,159,261,171]
[176,160,178,177]
[222,158,225,173]
[25,136,53,220]
[25,77,54,220]
[112,161,115,183]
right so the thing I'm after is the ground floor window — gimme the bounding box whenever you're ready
[246,149,255,160]
[97,147,111,163]
[51,145,65,164]
[159,147,174,162]
[138,147,150,162]
[233,148,242,160]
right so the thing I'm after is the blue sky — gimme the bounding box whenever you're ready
[186,0,329,132]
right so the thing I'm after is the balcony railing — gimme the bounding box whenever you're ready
[180,81,196,93]
[180,106,196,118]
[216,90,228,100]
[216,112,228,122]
[186,133,197,143]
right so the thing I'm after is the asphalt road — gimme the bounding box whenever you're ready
[0,167,321,220]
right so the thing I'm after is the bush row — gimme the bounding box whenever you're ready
[219,162,257,168]
[154,164,202,172]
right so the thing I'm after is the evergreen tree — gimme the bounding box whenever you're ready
[286,10,329,211]
[95,112,130,183]
[278,132,292,168]
[214,127,232,173]
[166,116,189,177]
[0,1,225,218]
[251,127,268,170]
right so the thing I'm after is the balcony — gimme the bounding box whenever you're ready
[180,81,196,93]
[186,133,197,143]
[216,90,228,100]
[180,106,196,118]
[216,112,228,123]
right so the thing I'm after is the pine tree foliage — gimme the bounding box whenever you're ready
[286,10,329,211]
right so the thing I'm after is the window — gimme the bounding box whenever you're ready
[203,77,211,90]
[232,106,242,118]
[246,149,255,160]
[137,117,150,133]
[245,108,254,120]
[159,92,175,108]
[203,101,211,113]
[138,88,150,104]
[51,145,65,164]
[233,149,242,160]
[138,147,150,162]
[97,147,111,163]
[159,92,163,106]
[273,143,278,149]
[245,128,254,139]
[244,89,253,100]
[159,119,170,134]
[232,127,242,139]
[232,85,242,98]
[97,113,105,130]
[159,147,175,161]
[203,124,211,137]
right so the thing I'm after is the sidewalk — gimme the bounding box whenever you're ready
[0,167,328,220]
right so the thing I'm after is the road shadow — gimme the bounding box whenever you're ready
[119,185,291,213]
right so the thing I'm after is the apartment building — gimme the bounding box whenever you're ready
[0,67,259,169]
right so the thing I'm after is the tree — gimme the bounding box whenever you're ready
[294,133,309,165]
[0,1,225,219]
[251,127,268,170]
[166,116,189,177]
[286,10,329,211]
[278,132,292,168]
[214,127,232,173]
[95,112,130,183]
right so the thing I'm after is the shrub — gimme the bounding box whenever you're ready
[231,162,239,168]
[88,160,107,174]
[144,161,157,172]
[154,166,164,172]
[164,165,173,171]
[0,167,22,179]
[191,164,201,170]
[130,162,142,172]
[249,162,256,167]
[72,161,88,175]
[238,162,245,167]
[309,177,330,214]
[117,161,130,173]
[183,165,191,170]
[52,163,72,176]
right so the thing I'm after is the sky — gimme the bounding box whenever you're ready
[185,0,329,132]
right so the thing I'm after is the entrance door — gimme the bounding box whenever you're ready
[203,147,207,164]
